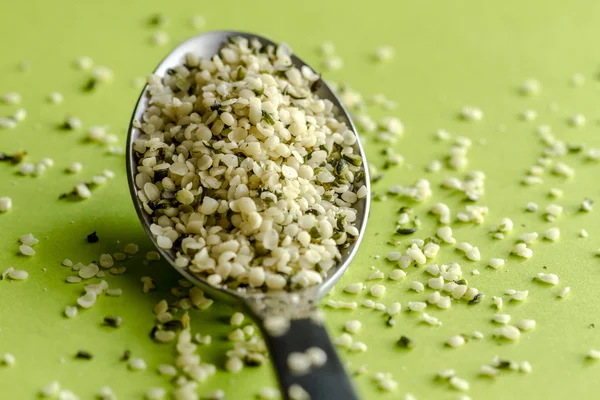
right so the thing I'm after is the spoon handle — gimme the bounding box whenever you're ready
[259,317,360,400]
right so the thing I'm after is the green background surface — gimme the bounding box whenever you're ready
[1,0,600,399]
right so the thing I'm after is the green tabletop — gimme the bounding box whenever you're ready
[1,0,600,399]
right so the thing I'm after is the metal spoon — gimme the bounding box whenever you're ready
[126,30,370,400]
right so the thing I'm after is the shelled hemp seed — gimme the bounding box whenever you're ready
[132,37,366,292]
[0,196,12,212]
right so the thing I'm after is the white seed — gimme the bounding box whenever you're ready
[428,276,444,290]
[588,349,600,360]
[0,197,12,212]
[446,335,466,348]
[451,285,467,299]
[511,243,532,258]
[437,369,456,379]
[465,246,480,261]
[437,296,452,309]
[492,314,511,324]
[64,306,78,318]
[517,319,536,331]
[323,55,343,71]
[158,364,177,376]
[48,92,63,104]
[495,325,521,340]
[509,290,528,301]
[124,243,139,254]
[389,269,406,280]
[344,320,362,334]
[67,162,82,174]
[99,254,114,269]
[288,384,310,400]
[368,270,385,280]
[8,269,28,280]
[370,284,386,298]
[479,365,499,377]
[263,315,290,337]
[557,286,571,298]
[408,302,427,312]
[570,113,586,127]
[521,78,540,95]
[461,105,483,121]
[19,244,35,256]
[79,264,99,279]
[580,199,593,212]
[519,232,538,244]
[334,333,353,348]
[344,282,364,294]
[426,264,440,276]
[520,361,532,373]
[428,292,442,307]
[406,244,426,264]
[77,291,97,308]
[75,183,91,199]
[521,109,537,121]
[492,296,503,310]
[146,251,161,261]
[449,376,470,392]
[546,203,563,217]
[497,218,513,232]
[350,342,368,352]
[2,353,16,366]
[152,31,169,46]
[536,272,559,285]
[410,281,424,293]
[1,92,21,104]
[386,302,402,316]
[257,387,279,399]
[224,356,243,373]
[421,313,441,326]
[40,381,61,397]
[146,387,167,400]
[361,299,375,308]
[305,347,327,367]
[437,226,455,244]
[230,312,244,327]
[0,118,17,129]
[19,234,38,246]
[154,330,176,343]
[374,45,395,62]
[544,227,560,241]
[129,358,147,371]
[287,352,312,374]
[106,288,123,297]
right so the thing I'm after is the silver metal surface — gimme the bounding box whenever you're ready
[126,30,371,317]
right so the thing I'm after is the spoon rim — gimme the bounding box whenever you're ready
[126,30,371,310]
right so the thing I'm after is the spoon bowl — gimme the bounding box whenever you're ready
[126,30,370,400]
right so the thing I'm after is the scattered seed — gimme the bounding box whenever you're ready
[129,357,147,371]
[370,284,386,297]
[87,232,99,243]
[64,306,78,318]
[75,350,93,360]
[103,316,123,328]
[446,335,466,348]
[397,336,415,349]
